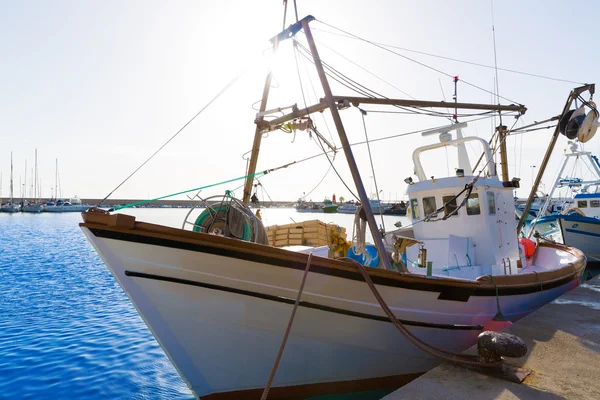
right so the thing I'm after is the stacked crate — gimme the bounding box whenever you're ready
[266,220,348,254]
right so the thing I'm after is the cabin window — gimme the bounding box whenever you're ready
[466,193,481,215]
[442,195,458,217]
[487,192,496,215]
[591,200,600,208]
[577,200,588,208]
[423,196,437,217]
[410,198,420,219]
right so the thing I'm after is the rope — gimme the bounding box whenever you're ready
[98,69,247,207]
[112,171,265,211]
[353,207,367,255]
[489,275,506,320]
[342,257,502,367]
[260,253,313,400]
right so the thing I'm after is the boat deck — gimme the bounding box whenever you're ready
[384,275,600,399]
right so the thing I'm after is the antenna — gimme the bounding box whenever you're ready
[491,0,502,125]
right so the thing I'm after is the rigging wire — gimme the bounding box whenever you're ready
[294,37,337,146]
[316,19,523,104]
[295,41,500,119]
[98,69,247,206]
[307,33,415,99]
[358,108,385,230]
[311,27,586,85]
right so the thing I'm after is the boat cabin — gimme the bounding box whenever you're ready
[394,129,522,278]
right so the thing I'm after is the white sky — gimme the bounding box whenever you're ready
[1,0,598,202]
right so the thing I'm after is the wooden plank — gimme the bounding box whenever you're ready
[289,233,303,240]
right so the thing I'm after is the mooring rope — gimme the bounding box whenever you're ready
[261,253,313,400]
[342,257,504,368]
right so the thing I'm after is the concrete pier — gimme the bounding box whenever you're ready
[384,276,600,399]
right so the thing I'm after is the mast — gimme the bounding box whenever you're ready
[301,17,393,270]
[34,148,38,201]
[497,125,509,182]
[516,84,595,234]
[24,159,27,202]
[10,152,13,204]
[54,158,58,201]
[242,33,283,204]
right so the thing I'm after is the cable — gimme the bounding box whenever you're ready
[358,108,386,230]
[98,69,247,206]
[311,27,585,85]
[316,19,523,105]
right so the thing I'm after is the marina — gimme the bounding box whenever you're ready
[2,1,600,399]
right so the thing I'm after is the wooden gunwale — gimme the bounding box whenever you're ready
[80,211,586,293]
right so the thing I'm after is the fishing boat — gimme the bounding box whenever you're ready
[383,202,407,216]
[529,140,600,266]
[337,201,359,214]
[294,198,322,213]
[321,198,338,213]
[81,15,588,400]
[1,152,20,213]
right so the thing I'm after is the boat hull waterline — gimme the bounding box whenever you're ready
[80,215,585,399]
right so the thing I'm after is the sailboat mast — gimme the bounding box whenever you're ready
[10,152,13,204]
[24,159,27,202]
[301,18,392,271]
[54,158,58,201]
[34,149,38,201]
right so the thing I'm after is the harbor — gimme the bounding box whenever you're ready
[2,1,600,399]
[384,275,600,399]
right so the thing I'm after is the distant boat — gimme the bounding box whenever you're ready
[23,149,43,213]
[44,197,90,213]
[369,198,390,214]
[321,199,338,213]
[294,199,322,213]
[337,201,358,214]
[384,202,407,215]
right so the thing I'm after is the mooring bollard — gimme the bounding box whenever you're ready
[477,331,528,363]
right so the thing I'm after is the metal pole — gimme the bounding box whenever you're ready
[516,84,595,234]
[242,47,278,204]
[301,19,393,270]
[497,125,509,182]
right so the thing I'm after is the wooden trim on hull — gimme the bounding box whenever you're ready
[125,270,483,330]
[200,373,422,400]
[80,211,586,300]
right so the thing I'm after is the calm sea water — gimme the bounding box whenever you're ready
[0,209,407,400]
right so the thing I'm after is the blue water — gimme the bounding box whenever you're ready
[0,210,406,399]
[0,212,193,399]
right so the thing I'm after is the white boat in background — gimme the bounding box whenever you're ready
[23,149,44,213]
[530,141,600,264]
[80,14,589,400]
[337,201,358,214]
[369,198,390,215]
[44,197,90,213]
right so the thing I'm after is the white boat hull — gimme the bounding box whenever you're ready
[81,224,582,399]
[560,218,600,262]
[44,205,90,213]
